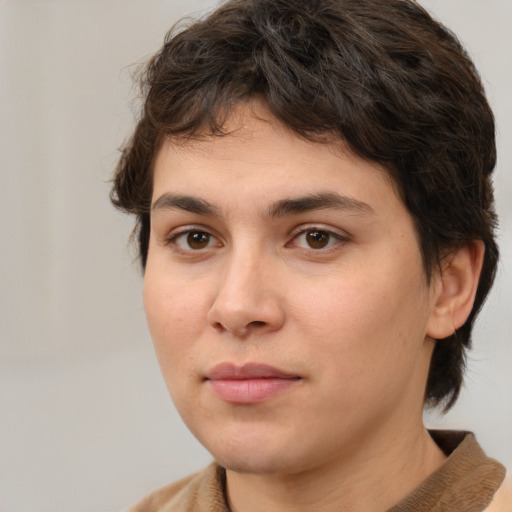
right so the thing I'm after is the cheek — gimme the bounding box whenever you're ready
[144,264,208,328]
[143,271,210,381]
[289,271,403,340]
[290,267,429,381]
[143,278,212,417]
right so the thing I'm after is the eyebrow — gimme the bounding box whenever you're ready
[152,193,221,216]
[267,192,375,218]
[151,192,374,218]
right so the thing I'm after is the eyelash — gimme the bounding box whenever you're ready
[164,225,349,254]
[287,226,349,252]
[165,226,222,252]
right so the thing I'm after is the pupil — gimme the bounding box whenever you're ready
[306,231,329,249]
[187,231,209,249]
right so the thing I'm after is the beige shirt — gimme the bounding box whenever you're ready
[127,431,509,512]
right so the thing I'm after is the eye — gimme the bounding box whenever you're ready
[291,229,346,250]
[172,230,220,251]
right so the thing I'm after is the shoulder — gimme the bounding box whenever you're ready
[124,471,201,512]
[390,431,506,511]
[125,463,228,512]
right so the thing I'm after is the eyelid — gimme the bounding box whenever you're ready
[287,224,351,250]
[164,224,223,250]
[288,223,351,240]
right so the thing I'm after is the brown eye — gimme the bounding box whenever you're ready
[290,228,346,251]
[186,231,211,249]
[171,229,221,252]
[305,230,331,249]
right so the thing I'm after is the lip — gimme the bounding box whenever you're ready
[205,363,301,404]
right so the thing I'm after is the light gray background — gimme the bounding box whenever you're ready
[1,1,510,511]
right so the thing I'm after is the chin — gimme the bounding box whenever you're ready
[196,427,302,475]
[214,449,294,475]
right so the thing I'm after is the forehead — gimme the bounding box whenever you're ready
[151,103,400,209]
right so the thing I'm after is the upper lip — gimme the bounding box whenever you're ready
[206,362,300,380]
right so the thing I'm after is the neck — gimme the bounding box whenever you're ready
[226,421,446,512]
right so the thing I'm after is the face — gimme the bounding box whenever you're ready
[144,105,440,476]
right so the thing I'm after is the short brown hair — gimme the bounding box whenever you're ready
[111,0,498,410]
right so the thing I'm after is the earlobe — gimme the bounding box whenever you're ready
[426,241,485,340]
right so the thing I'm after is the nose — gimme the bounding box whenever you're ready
[207,249,285,337]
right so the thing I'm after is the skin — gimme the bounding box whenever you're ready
[143,103,481,512]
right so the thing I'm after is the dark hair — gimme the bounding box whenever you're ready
[111,0,498,410]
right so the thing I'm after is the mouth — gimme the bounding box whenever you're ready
[205,362,301,404]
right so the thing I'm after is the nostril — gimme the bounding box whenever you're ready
[248,321,267,328]
[210,319,267,336]
[212,321,225,332]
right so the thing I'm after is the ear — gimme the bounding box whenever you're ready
[426,241,485,340]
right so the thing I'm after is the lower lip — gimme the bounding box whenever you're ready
[207,378,299,404]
